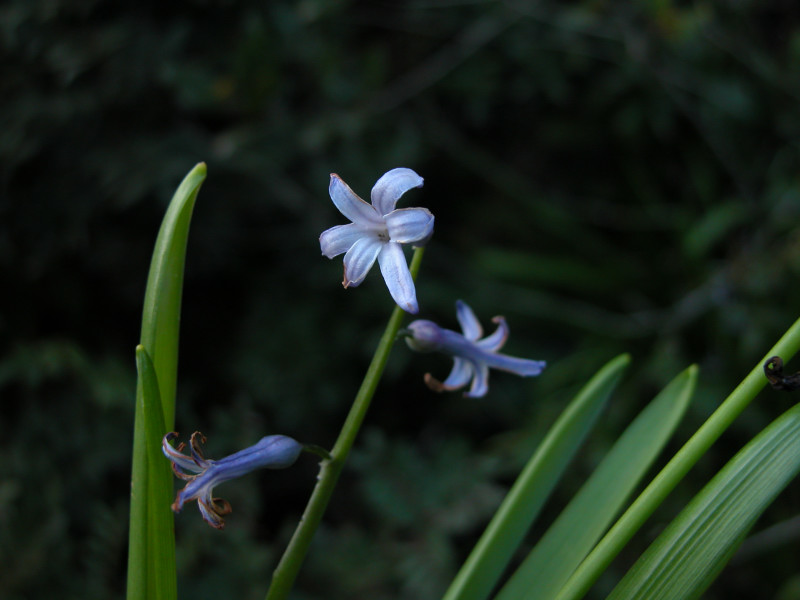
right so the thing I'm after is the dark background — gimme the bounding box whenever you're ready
[3,1,800,599]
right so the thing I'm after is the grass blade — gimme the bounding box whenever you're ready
[441,353,631,600]
[496,365,697,600]
[607,400,800,600]
[139,161,206,426]
[136,345,175,600]
[126,163,206,600]
[552,315,800,600]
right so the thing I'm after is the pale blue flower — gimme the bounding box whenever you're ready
[162,431,302,529]
[319,168,434,313]
[406,300,546,398]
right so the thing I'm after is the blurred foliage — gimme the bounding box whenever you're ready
[3,0,800,598]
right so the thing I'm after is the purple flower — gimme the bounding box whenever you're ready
[319,168,434,313]
[162,431,302,529]
[406,300,546,398]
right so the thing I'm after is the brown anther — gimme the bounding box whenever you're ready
[189,431,208,459]
[423,372,446,392]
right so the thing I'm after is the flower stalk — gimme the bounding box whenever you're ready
[264,246,426,600]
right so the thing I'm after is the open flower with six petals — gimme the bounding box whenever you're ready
[319,168,434,313]
[405,300,546,398]
[162,431,302,529]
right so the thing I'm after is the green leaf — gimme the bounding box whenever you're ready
[496,365,697,600]
[136,345,175,600]
[552,316,800,600]
[139,161,206,427]
[441,353,631,600]
[607,400,800,600]
[127,163,206,600]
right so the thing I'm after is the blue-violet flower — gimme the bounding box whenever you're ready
[319,168,434,313]
[162,431,302,529]
[406,300,546,398]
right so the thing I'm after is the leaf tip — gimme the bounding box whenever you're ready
[677,364,700,388]
[605,353,632,373]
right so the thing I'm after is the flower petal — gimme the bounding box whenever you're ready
[370,168,424,216]
[476,316,509,352]
[343,236,382,287]
[465,363,490,398]
[484,353,547,377]
[456,300,483,341]
[320,223,365,258]
[197,496,231,529]
[441,358,474,390]
[214,435,304,475]
[174,470,214,509]
[378,242,418,313]
[385,207,434,244]
[330,174,383,225]
[162,432,205,474]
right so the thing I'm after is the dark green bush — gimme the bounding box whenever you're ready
[3,1,800,598]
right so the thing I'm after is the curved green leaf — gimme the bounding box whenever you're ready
[553,315,800,600]
[497,365,697,600]
[607,401,800,600]
[441,353,631,600]
[127,163,206,600]
[139,161,206,427]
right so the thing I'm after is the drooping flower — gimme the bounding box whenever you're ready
[405,300,546,398]
[162,431,302,529]
[319,168,434,314]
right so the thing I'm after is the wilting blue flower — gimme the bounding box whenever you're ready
[162,431,302,529]
[319,168,434,314]
[405,300,546,398]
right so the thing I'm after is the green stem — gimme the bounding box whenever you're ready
[264,247,425,600]
[554,315,800,600]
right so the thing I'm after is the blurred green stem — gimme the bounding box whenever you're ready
[554,315,800,600]
[264,247,425,600]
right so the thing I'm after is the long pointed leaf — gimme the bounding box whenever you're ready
[441,354,631,600]
[139,162,206,427]
[607,400,800,600]
[553,316,800,600]
[136,345,175,600]
[497,365,697,600]
[127,163,206,600]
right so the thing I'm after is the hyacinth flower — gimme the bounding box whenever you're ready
[405,300,546,398]
[162,431,303,529]
[319,168,434,314]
